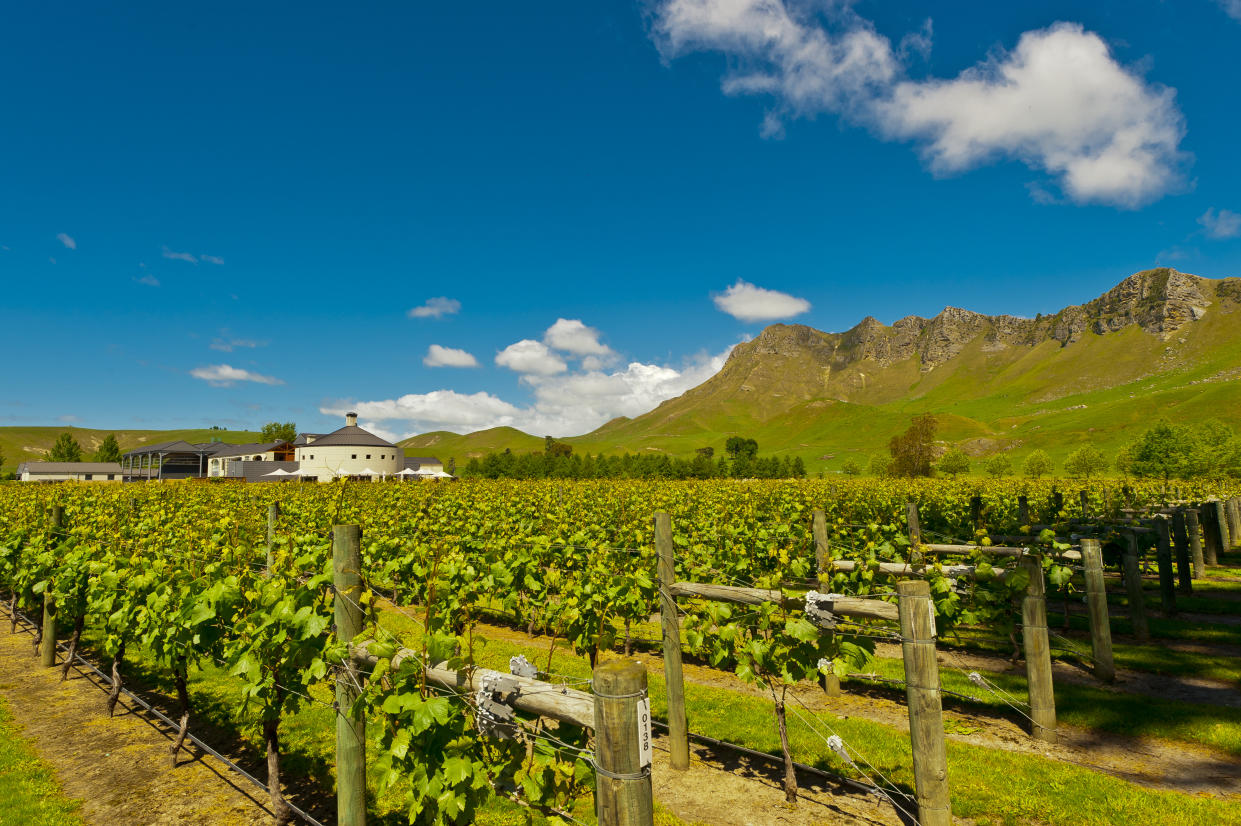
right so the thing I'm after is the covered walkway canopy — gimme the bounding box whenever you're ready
[122,440,216,480]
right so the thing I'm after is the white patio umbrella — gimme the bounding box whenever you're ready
[396,467,420,476]
[262,468,292,477]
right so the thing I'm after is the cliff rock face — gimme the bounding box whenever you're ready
[725,269,1225,378]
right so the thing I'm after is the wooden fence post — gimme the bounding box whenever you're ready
[593,659,655,826]
[1018,495,1030,528]
[1121,532,1149,643]
[1154,519,1177,618]
[654,512,689,771]
[1170,511,1193,595]
[1020,557,1057,743]
[1079,490,1090,519]
[1080,540,1114,683]
[1212,500,1230,559]
[332,525,366,826]
[970,496,983,531]
[906,501,921,549]
[1228,498,1241,549]
[811,509,841,698]
[1201,502,1221,565]
[896,580,951,826]
[1186,508,1206,579]
[266,503,280,573]
[41,506,64,668]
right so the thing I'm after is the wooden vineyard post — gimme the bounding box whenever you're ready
[593,659,655,826]
[811,509,841,698]
[1121,532,1149,642]
[1170,511,1193,595]
[1020,557,1057,743]
[1186,508,1206,579]
[1230,498,1241,548]
[1018,495,1030,529]
[266,502,280,574]
[332,525,366,826]
[1079,489,1090,519]
[654,512,689,770]
[1080,539,1114,683]
[906,500,922,560]
[1154,519,1177,618]
[896,580,951,826]
[41,506,64,668]
[1223,499,1239,550]
[812,509,830,580]
[1212,500,1230,559]
[970,496,983,531]
[1201,503,1221,565]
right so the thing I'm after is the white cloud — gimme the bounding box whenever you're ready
[652,3,1186,207]
[1198,207,1241,240]
[408,297,461,319]
[713,279,811,322]
[495,339,568,375]
[57,233,76,250]
[323,347,734,437]
[201,254,225,265]
[424,344,480,368]
[190,364,284,387]
[544,318,616,357]
[1219,0,1241,22]
[210,335,263,352]
[134,274,160,287]
[163,246,197,263]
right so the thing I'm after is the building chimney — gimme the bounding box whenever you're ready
[346,412,358,427]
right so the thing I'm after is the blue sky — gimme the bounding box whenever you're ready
[4,1,1240,439]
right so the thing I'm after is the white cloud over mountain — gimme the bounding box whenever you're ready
[652,1,1186,207]
[714,279,811,322]
[495,339,568,375]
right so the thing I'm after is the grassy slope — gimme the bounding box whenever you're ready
[0,428,262,473]
[401,281,1241,475]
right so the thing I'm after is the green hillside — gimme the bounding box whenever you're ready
[0,427,262,474]
[401,269,1241,476]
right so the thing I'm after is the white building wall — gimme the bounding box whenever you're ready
[294,444,402,481]
[20,471,120,482]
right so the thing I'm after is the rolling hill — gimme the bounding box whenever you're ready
[400,268,1241,473]
[0,428,262,474]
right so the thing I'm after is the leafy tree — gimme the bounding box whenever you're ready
[937,448,970,479]
[868,453,892,477]
[0,446,5,475]
[841,458,862,476]
[1064,445,1107,480]
[1126,421,1193,481]
[888,413,936,477]
[1023,450,1054,479]
[724,437,758,460]
[94,434,122,463]
[543,436,572,458]
[49,433,83,462]
[445,457,456,475]
[983,454,1012,478]
[695,446,714,459]
[260,422,297,443]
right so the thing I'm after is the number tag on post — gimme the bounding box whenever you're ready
[635,697,652,768]
[927,601,937,638]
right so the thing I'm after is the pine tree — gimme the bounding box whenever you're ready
[95,434,122,463]
[49,433,84,462]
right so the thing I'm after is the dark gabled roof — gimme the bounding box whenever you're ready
[298,425,396,448]
[210,441,290,458]
[123,440,210,457]
[292,433,324,446]
[404,456,441,468]
[231,460,301,482]
[20,462,123,474]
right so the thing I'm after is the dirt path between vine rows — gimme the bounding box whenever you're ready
[0,620,279,826]
[468,618,1241,799]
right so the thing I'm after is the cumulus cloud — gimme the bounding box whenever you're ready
[408,297,461,319]
[134,274,160,287]
[1218,0,1241,22]
[57,233,76,250]
[323,347,733,438]
[1198,207,1241,240]
[424,344,480,368]
[190,364,284,387]
[713,279,811,322]
[495,339,568,375]
[652,2,1187,207]
[544,318,615,356]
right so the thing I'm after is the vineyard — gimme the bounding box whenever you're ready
[1,478,1240,826]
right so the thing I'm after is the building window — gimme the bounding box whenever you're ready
[107,474,115,480]
[352,454,357,459]
[365,454,371,460]
[85,474,94,480]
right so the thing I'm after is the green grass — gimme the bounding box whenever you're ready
[377,610,1241,826]
[0,426,262,473]
[0,697,82,826]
